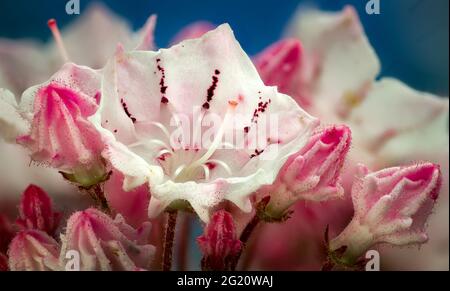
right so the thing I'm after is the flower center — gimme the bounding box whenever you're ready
[129,101,239,183]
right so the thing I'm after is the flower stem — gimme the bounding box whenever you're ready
[162,210,178,271]
[84,184,110,214]
[176,213,192,271]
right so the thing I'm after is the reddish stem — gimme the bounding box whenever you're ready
[176,213,192,271]
[162,211,178,271]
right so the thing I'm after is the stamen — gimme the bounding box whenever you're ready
[148,121,172,141]
[173,164,186,180]
[128,139,171,152]
[47,19,69,62]
[156,149,172,158]
[186,102,236,171]
[201,165,210,180]
[206,159,233,175]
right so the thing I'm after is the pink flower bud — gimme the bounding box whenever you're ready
[17,65,107,187]
[8,230,61,271]
[0,214,14,254]
[16,184,62,237]
[60,208,155,271]
[331,163,442,262]
[262,125,351,219]
[197,210,242,270]
[254,39,307,107]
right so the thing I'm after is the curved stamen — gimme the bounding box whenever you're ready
[185,102,236,173]
[148,121,172,141]
[129,139,172,152]
[156,149,172,158]
[206,159,233,176]
[173,164,186,180]
[201,164,210,181]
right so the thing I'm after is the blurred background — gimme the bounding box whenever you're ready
[0,0,448,95]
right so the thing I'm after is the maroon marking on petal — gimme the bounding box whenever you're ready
[251,98,270,124]
[244,126,250,134]
[121,98,137,123]
[157,58,169,103]
[202,69,221,110]
[202,102,210,109]
[250,149,264,159]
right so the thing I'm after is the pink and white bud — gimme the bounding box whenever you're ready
[16,184,61,237]
[197,210,242,271]
[8,230,61,271]
[330,163,442,262]
[60,208,155,271]
[261,125,351,219]
[17,64,107,188]
[254,39,307,107]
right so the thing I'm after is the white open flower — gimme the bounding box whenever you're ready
[90,24,318,222]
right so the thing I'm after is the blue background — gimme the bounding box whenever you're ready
[0,0,448,95]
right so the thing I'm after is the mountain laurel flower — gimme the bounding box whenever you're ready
[8,229,61,271]
[197,210,242,271]
[330,163,442,264]
[16,63,108,188]
[16,184,62,237]
[90,24,318,222]
[60,208,155,271]
[259,125,351,220]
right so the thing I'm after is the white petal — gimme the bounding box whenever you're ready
[0,88,28,142]
[287,6,380,115]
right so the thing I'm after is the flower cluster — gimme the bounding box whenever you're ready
[0,4,447,271]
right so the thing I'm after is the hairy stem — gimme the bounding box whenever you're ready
[162,211,178,271]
